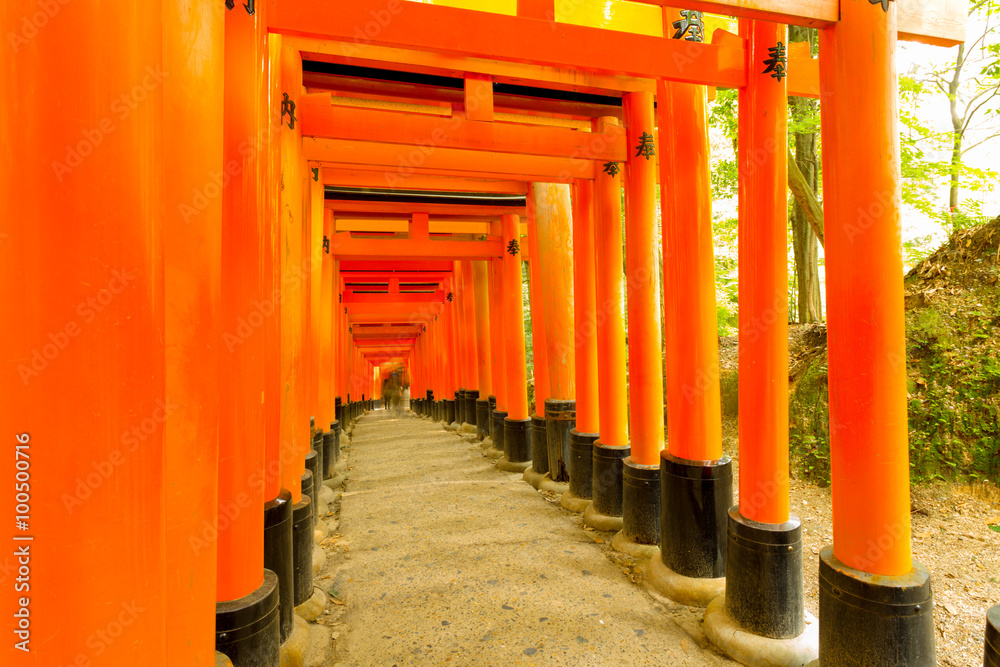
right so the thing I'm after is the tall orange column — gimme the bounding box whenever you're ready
[817,0,933,659]
[1,3,167,662]
[443,274,460,427]
[651,15,732,598]
[472,260,493,440]
[524,195,553,484]
[705,20,814,660]
[533,183,576,484]
[308,163,324,432]
[278,40,306,504]
[499,214,533,470]
[162,2,224,663]
[562,178,600,511]
[489,245,509,441]
[586,116,630,530]
[461,259,480,429]
[618,90,663,552]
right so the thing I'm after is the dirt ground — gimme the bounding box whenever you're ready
[717,415,1000,667]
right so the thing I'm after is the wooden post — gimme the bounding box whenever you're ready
[817,0,934,660]
[1,2,168,661]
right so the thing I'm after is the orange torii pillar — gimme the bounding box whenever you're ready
[523,192,554,487]
[318,209,336,481]
[329,261,344,475]
[533,183,576,491]
[260,27,295,648]
[561,179,601,513]
[487,225,510,452]
[460,260,481,433]
[647,20,733,598]
[334,265,345,438]
[1,4,168,662]
[442,273,460,428]
[216,2,280,662]
[303,173,327,525]
[615,91,663,556]
[163,3,225,663]
[473,261,494,440]
[703,20,818,664]
[454,260,469,427]
[585,116,630,532]
[497,214,533,471]
[277,40,315,622]
[814,0,935,661]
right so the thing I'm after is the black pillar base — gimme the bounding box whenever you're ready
[455,390,464,424]
[292,496,314,607]
[465,389,479,427]
[591,442,628,517]
[331,419,341,470]
[568,430,597,500]
[660,451,732,579]
[304,449,321,519]
[816,547,935,665]
[334,397,342,426]
[544,398,576,482]
[216,569,280,667]
[622,457,659,546]
[530,415,550,475]
[725,508,804,638]
[475,399,490,440]
[263,490,294,643]
[321,431,334,480]
[986,605,999,667]
[503,417,532,462]
[444,398,456,425]
[491,409,508,452]
[309,416,316,442]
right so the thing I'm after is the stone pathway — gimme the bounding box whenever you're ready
[325,409,732,666]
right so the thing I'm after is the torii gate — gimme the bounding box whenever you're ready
[2,0,976,666]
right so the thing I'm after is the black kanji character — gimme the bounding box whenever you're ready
[672,10,704,43]
[602,161,620,177]
[506,238,520,256]
[281,93,296,129]
[762,42,787,82]
[634,132,655,159]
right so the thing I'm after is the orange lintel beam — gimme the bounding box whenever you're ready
[270,0,745,87]
[343,292,444,304]
[320,161,577,185]
[325,200,526,217]
[300,98,626,162]
[323,168,528,194]
[329,232,504,261]
[301,72,625,121]
[348,313,436,324]
[305,138,596,181]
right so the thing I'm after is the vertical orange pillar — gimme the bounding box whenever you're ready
[586,116,630,529]
[219,0,267,602]
[500,214,533,469]
[706,20,813,659]
[817,0,933,659]
[533,183,576,484]
[163,2,224,663]
[561,178,600,510]
[473,260,493,440]
[444,273,460,427]
[1,2,167,662]
[461,259,480,429]
[525,195,553,483]
[592,118,629,444]
[318,208,333,434]
[616,90,663,552]
[571,179,599,435]
[651,15,731,598]
[308,165,324,432]
[453,260,469,425]
[279,40,305,502]
[490,252,508,413]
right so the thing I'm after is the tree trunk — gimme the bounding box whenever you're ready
[788,26,822,323]
[948,43,965,231]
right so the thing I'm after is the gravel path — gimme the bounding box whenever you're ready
[325,409,732,666]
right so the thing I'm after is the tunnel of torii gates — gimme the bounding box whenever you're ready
[2,0,991,665]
